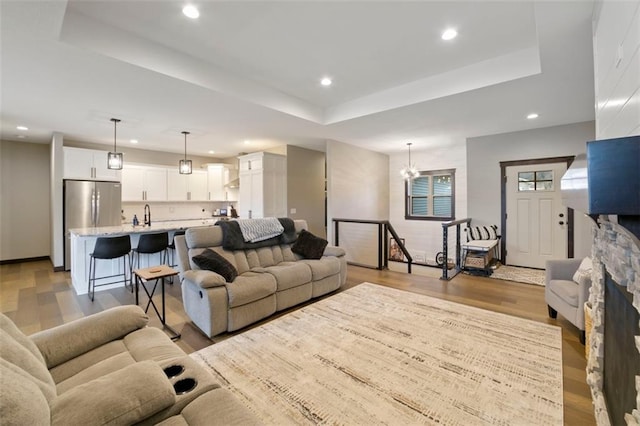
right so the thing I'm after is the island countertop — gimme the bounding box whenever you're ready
[69,218,222,237]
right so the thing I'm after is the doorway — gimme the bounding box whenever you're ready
[500,156,574,268]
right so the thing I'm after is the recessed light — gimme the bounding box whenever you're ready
[244,140,250,145]
[130,139,138,144]
[527,113,539,119]
[320,77,332,87]
[208,150,215,154]
[16,125,28,131]
[182,5,199,19]
[441,28,457,41]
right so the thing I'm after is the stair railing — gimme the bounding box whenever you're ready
[332,218,413,273]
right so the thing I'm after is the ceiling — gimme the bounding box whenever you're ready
[0,0,595,158]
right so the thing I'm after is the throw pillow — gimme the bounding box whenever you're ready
[466,225,499,241]
[192,249,238,282]
[292,229,328,260]
[572,257,593,285]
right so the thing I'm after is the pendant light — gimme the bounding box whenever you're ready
[400,142,419,180]
[108,118,123,170]
[179,131,192,174]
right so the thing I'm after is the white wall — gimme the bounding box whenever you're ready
[593,1,640,139]
[388,140,467,264]
[466,121,596,259]
[50,133,64,268]
[286,145,326,238]
[0,140,51,262]
[326,140,389,266]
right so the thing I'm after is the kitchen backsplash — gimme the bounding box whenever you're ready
[121,202,237,224]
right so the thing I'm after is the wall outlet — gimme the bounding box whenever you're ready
[290,208,297,214]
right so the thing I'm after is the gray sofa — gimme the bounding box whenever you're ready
[175,219,347,338]
[0,305,260,425]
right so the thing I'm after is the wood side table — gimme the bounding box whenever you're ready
[133,264,181,340]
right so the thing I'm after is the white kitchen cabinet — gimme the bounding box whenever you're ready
[189,170,209,201]
[121,165,167,201]
[167,169,208,201]
[238,152,286,219]
[63,147,121,181]
[207,163,237,202]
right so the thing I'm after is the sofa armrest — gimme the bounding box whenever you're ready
[323,246,346,257]
[183,270,227,288]
[51,360,175,426]
[30,305,149,369]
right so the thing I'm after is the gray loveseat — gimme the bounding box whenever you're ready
[174,219,347,338]
[0,305,260,425]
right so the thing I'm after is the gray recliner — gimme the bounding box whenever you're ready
[545,257,593,344]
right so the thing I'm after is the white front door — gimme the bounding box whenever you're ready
[506,162,568,268]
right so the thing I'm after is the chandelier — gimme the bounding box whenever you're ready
[400,142,419,180]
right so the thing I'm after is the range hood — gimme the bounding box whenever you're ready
[561,135,639,215]
[225,178,239,189]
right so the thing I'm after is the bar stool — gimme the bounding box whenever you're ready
[88,235,131,301]
[167,230,186,284]
[168,230,186,267]
[131,232,169,277]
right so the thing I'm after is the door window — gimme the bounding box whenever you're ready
[518,170,554,192]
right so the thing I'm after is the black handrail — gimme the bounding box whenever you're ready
[332,218,412,273]
[440,218,471,280]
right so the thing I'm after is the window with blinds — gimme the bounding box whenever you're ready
[405,169,455,221]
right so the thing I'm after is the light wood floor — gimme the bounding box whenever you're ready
[0,260,594,425]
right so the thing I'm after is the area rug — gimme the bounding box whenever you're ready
[488,264,546,286]
[192,283,563,425]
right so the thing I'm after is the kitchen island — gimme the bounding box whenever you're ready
[69,219,219,295]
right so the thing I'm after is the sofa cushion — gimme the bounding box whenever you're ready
[255,262,313,291]
[50,339,129,385]
[192,249,239,283]
[0,358,51,425]
[255,247,277,267]
[299,256,341,281]
[185,226,224,249]
[56,351,135,395]
[51,361,176,426]
[548,279,579,307]
[292,230,328,259]
[226,272,277,308]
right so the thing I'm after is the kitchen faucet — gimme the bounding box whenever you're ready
[144,204,151,226]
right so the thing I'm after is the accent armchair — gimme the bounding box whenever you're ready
[545,257,593,344]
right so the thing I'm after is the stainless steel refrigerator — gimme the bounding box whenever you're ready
[64,180,122,270]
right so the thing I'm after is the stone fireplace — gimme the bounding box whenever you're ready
[586,217,640,425]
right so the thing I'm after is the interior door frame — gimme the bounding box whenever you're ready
[500,156,575,265]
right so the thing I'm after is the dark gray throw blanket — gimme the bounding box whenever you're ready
[215,218,297,250]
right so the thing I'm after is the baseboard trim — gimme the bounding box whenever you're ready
[0,256,51,266]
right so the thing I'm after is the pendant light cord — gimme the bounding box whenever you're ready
[111,118,121,151]
[182,131,190,160]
